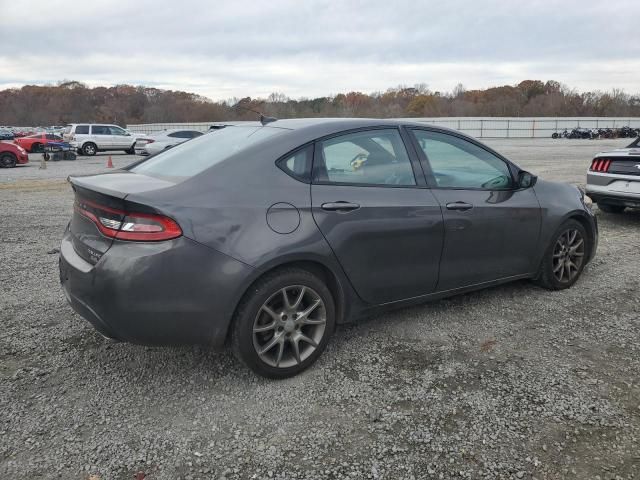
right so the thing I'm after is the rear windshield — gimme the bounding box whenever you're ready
[130,126,284,178]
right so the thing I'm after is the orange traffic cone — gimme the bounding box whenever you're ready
[106,156,114,168]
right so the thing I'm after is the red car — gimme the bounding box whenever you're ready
[14,133,63,153]
[0,141,29,167]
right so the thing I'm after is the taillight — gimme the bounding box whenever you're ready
[590,158,611,173]
[74,198,182,241]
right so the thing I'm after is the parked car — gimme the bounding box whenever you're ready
[0,129,15,140]
[134,129,203,155]
[14,133,63,153]
[63,124,141,156]
[586,141,640,213]
[0,140,29,167]
[59,119,597,378]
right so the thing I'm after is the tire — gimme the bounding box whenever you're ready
[82,142,97,156]
[31,142,42,153]
[534,219,588,290]
[125,147,135,155]
[552,133,559,139]
[0,152,17,168]
[231,268,336,379]
[597,203,625,214]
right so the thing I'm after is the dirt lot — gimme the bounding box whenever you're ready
[1,140,639,480]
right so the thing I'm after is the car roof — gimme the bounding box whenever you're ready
[220,117,462,147]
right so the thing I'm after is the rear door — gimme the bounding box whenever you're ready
[409,129,541,291]
[311,128,444,304]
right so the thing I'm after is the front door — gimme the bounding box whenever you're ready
[410,129,541,291]
[311,128,444,304]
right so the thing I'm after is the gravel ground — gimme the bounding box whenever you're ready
[1,139,639,480]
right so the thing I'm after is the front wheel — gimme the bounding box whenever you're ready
[534,220,588,290]
[0,152,17,168]
[231,268,335,378]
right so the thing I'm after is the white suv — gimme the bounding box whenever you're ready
[63,124,140,156]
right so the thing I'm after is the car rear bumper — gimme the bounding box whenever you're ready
[586,173,640,208]
[59,228,254,347]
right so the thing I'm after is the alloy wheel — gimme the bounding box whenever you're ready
[252,285,327,368]
[552,228,585,283]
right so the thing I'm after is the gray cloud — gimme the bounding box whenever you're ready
[1,0,639,99]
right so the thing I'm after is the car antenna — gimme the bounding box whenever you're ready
[233,104,277,126]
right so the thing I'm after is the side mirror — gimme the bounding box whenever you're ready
[518,171,537,189]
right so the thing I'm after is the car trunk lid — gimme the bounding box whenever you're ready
[68,172,178,264]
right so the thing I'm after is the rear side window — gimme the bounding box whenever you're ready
[314,129,416,186]
[75,125,89,134]
[131,126,285,178]
[277,145,313,183]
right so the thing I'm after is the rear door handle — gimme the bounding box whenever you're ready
[446,201,473,211]
[321,201,360,212]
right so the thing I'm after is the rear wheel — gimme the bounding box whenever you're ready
[597,203,625,214]
[534,220,588,290]
[82,142,97,156]
[125,147,135,155]
[0,152,17,168]
[231,268,335,378]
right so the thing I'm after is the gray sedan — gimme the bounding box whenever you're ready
[59,118,597,378]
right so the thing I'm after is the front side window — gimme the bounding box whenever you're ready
[412,130,512,189]
[109,126,126,136]
[92,126,110,135]
[314,129,416,186]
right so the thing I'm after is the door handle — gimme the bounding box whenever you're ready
[446,201,473,211]
[321,201,360,212]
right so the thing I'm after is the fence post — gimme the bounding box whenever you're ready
[507,120,510,138]
[532,119,535,138]
[555,119,558,134]
[480,120,484,138]
[457,119,461,131]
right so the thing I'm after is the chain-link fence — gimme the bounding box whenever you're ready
[127,117,640,138]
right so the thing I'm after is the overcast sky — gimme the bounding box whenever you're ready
[1,0,639,100]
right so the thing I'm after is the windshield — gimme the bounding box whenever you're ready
[130,126,284,178]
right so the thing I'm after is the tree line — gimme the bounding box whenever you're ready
[0,80,638,127]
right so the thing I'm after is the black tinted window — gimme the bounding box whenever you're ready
[314,129,416,186]
[189,131,203,138]
[92,126,110,135]
[413,130,512,189]
[131,126,285,178]
[277,145,313,183]
[75,125,89,134]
